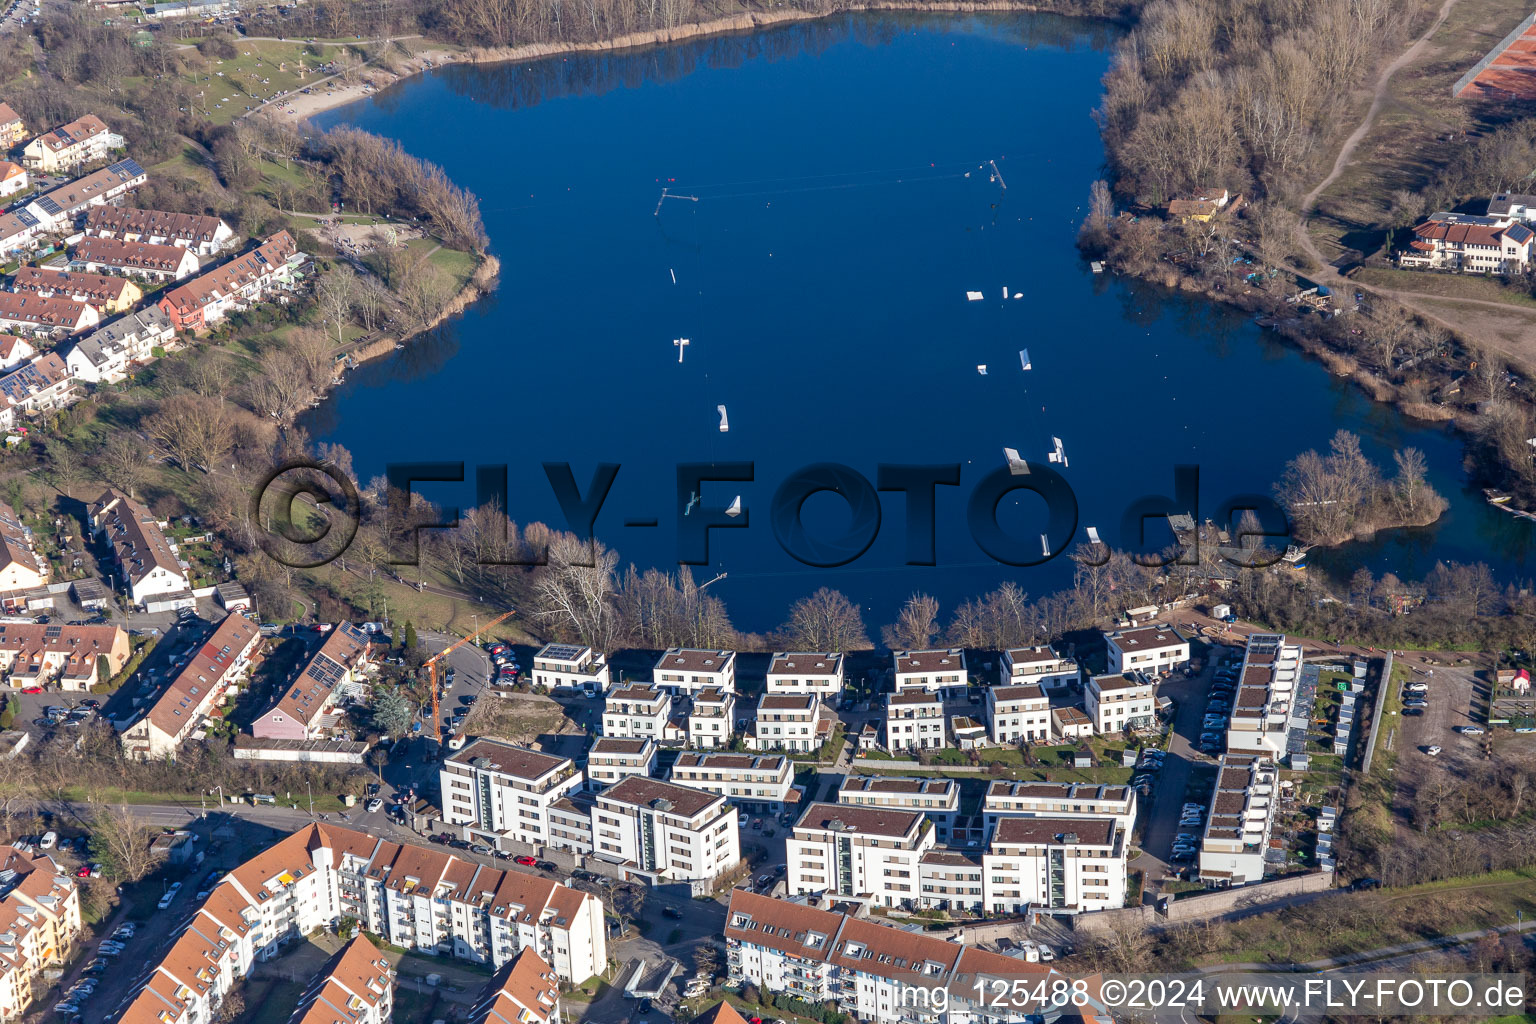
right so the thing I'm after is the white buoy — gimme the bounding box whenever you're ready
[977,365,988,375]
[717,405,729,433]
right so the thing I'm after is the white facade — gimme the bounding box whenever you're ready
[883,690,945,751]
[1085,673,1157,734]
[892,648,967,695]
[786,802,935,909]
[601,685,672,739]
[687,686,735,749]
[585,737,656,790]
[1226,633,1302,758]
[766,651,844,701]
[982,816,1127,914]
[985,683,1051,744]
[1000,645,1080,693]
[837,776,959,842]
[590,776,740,883]
[652,647,735,695]
[1198,754,1278,887]
[439,740,584,848]
[1104,624,1189,675]
[669,752,794,813]
[980,781,1138,836]
[531,643,611,695]
[749,693,823,752]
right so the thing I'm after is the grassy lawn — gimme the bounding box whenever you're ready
[1369,659,1407,777]
[178,40,353,125]
[55,784,352,812]
[242,979,306,1024]
[1353,267,1536,309]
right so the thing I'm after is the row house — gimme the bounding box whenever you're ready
[21,114,122,172]
[669,752,795,814]
[61,306,175,385]
[785,803,934,909]
[440,740,583,848]
[584,737,656,790]
[1198,754,1279,887]
[1225,632,1302,759]
[120,613,261,761]
[892,648,967,696]
[687,686,734,748]
[766,651,843,701]
[12,266,141,313]
[985,683,1050,744]
[23,160,146,232]
[883,690,944,751]
[0,293,99,337]
[1399,211,1535,274]
[83,205,235,255]
[158,230,301,333]
[1104,623,1188,676]
[0,162,25,199]
[88,487,193,611]
[0,213,40,259]
[285,936,394,1024]
[0,849,82,1022]
[982,816,1127,914]
[530,642,610,695]
[0,104,24,149]
[653,647,735,695]
[980,781,1137,837]
[1084,673,1157,734]
[1000,644,1080,693]
[0,621,129,690]
[748,693,826,753]
[249,623,372,740]
[0,354,78,426]
[465,947,561,1024]
[601,684,671,739]
[0,508,46,608]
[725,889,1069,1024]
[71,235,202,281]
[591,776,740,883]
[836,776,959,842]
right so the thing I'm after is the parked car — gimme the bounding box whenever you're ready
[1426,745,1442,756]
[1350,877,1382,891]
[514,855,537,867]
[1458,725,1485,735]
[1403,699,1428,709]
[536,860,556,871]
[1402,708,1424,716]
[470,844,493,856]
[663,906,683,919]
[365,798,384,813]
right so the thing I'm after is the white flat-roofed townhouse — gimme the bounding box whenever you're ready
[892,648,967,696]
[531,643,611,696]
[883,690,945,751]
[1104,624,1189,676]
[1051,706,1094,739]
[653,647,735,696]
[584,737,656,790]
[669,752,795,814]
[440,740,584,849]
[687,686,735,748]
[786,802,935,909]
[837,776,959,842]
[748,693,827,753]
[1001,644,1080,693]
[590,776,740,883]
[918,850,984,912]
[1199,754,1278,887]
[546,798,594,855]
[985,683,1051,744]
[1226,633,1302,759]
[1085,673,1157,734]
[766,651,844,703]
[980,781,1137,836]
[982,816,1127,914]
[601,684,672,739]
[724,889,1062,1024]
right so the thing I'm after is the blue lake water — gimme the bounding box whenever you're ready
[303,12,1536,633]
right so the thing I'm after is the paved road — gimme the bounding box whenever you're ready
[1136,657,1225,876]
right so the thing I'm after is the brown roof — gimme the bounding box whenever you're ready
[887,690,941,706]
[598,775,725,818]
[673,752,786,773]
[90,487,183,586]
[0,104,20,128]
[608,684,665,703]
[13,266,134,303]
[1106,625,1185,651]
[159,231,297,316]
[288,935,393,1024]
[688,1003,750,1024]
[769,651,843,674]
[146,613,260,741]
[1005,645,1068,666]
[839,776,955,796]
[261,622,370,727]
[588,737,652,756]
[758,693,816,711]
[1414,218,1509,247]
[1052,706,1091,725]
[31,114,111,155]
[84,205,227,245]
[985,780,1131,802]
[450,739,570,781]
[0,291,95,329]
[654,648,735,673]
[893,648,965,674]
[74,235,197,273]
[794,801,922,838]
[468,948,560,1024]
[990,683,1046,702]
[1091,673,1152,692]
[991,816,1115,847]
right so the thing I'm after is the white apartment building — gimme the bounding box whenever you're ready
[1104,624,1189,676]
[918,850,985,912]
[531,643,611,696]
[766,651,844,702]
[748,693,826,752]
[982,816,1127,914]
[1199,754,1279,887]
[687,686,735,749]
[601,685,672,739]
[287,936,394,1024]
[892,648,967,695]
[0,849,83,1023]
[725,889,1066,1024]
[837,776,959,842]
[980,781,1137,836]
[590,776,740,883]
[584,737,656,790]
[116,823,607,1024]
[785,802,935,909]
[653,648,735,695]
[1000,645,1080,693]
[1085,673,1157,734]
[22,114,122,172]
[985,683,1051,744]
[669,752,795,814]
[440,740,584,849]
[884,690,945,751]
[1226,633,1303,759]
[1399,211,1535,274]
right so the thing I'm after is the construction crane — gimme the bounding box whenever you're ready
[425,609,516,752]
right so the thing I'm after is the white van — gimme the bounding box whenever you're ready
[38,831,56,850]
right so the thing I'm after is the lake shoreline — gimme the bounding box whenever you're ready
[272,2,1116,125]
